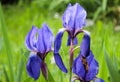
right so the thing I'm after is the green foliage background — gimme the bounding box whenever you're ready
[0,0,120,82]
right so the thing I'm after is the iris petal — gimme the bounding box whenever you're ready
[80,33,90,57]
[37,28,45,53]
[72,55,85,80]
[62,3,86,30]
[54,53,67,73]
[86,51,99,81]
[41,23,54,52]
[26,53,42,80]
[67,35,78,46]
[75,3,87,28]
[54,28,65,53]
[54,28,67,73]
[25,26,38,51]
[62,3,72,28]
[94,78,104,82]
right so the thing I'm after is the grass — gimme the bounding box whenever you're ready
[0,3,120,82]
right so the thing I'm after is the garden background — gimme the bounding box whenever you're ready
[0,0,120,82]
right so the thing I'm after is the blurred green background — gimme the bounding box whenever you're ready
[0,0,120,82]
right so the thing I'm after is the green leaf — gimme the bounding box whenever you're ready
[16,56,24,82]
[23,77,33,82]
[102,0,107,11]
[0,3,14,82]
[104,47,120,82]
[3,65,10,82]
[93,7,102,21]
[48,69,55,82]
[0,37,3,51]
[113,53,119,71]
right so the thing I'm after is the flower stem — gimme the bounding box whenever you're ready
[45,79,48,82]
[69,39,74,82]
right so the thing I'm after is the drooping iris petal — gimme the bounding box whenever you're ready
[54,28,67,73]
[62,3,86,30]
[85,51,99,81]
[26,53,42,80]
[67,35,78,46]
[41,23,54,52]
[72,55,85,80]
[80,33,90,57]
[54,28,66,53]
[25,26,38,51]
[94,78,104,82]
[54,53,67,73]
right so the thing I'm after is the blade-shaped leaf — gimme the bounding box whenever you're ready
[104,47,120,82]
[16,56,24,82]
[0,3,14,82]
[3,65,10,82]
[113,53,119,71]
[48,69,55,82]
[23,77,33,82]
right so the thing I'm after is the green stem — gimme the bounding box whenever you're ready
[69,39,74,82]
[45,79,48,82]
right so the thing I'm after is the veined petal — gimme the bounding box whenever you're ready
[37,28,45,53]
[26,53,42,80]
[25,26,38,51]
[86,51,99,81]
[54,28,67,73]
[54,28,66,53]
[62,3,87,30]
[41,23,54,52]
[94,78,104,82]
[62,3,72,28]
[80,33,90,57]
[72,55,85,80]
[54,53,67,73]
[62,3,76,30]
[75,3,87,28]
[67,35,78,46]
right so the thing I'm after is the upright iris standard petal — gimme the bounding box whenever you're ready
[37,24,53,53]
[26,53,42,80]
[75,3,87,29]
[37,27,45,54]
[62,3,72,28]
[80,33,90,57]
[62,3,86,30]
[54,28,67,73]
[72,55,85,80]
[41,23,54,52]
[67,35,78,46]
[85,51,99,81]
[25,26,38,51]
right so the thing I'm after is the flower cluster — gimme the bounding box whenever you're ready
[25,23,53,80]
[25,3,104,82]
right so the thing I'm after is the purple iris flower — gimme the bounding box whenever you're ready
[54,3,86,73]
[72,33,104,82]
[25,23,54,80]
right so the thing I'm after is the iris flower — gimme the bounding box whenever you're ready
[25,23,54,80]
[72,33,104,82]
[54,3,87,73]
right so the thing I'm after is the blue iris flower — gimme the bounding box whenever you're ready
[25,23,54,80]
[54,3,87,73]
[72,33,104,82]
